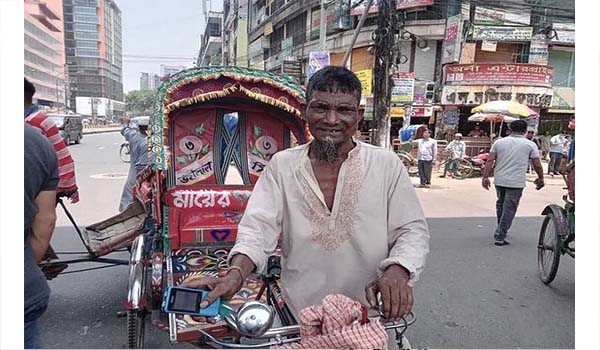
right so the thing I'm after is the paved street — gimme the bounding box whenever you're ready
[40,133,573,349]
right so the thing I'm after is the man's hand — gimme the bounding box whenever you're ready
[365,265,413,320]
[181,272,244,308]
[482,177,491,190]
[69,191,80,204]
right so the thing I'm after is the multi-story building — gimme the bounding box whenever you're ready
[140,72,161,90]
[223,0,249,66]
[63,0,124,118]
[197,11,223,66]
[24,0,67,108]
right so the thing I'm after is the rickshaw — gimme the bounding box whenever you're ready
[124,66,416,349]
[537,161,575,284]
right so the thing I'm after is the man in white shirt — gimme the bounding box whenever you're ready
[415,130,437,188]
[548,133,566,175]
[184,66,430,323]
[482,120,544,246]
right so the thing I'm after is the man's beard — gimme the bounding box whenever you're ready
[311,137,339,163]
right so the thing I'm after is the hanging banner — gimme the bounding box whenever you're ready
[307,51,330,81]
[350,0,433,15]
[354,69,372,95]
[391,72,415,103]
[442,14,462,64]
[529,34,549,65]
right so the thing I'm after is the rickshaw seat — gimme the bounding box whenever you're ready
[164,185,252,249]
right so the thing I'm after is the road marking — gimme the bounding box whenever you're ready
[98,147,105,150]
[90,173,128,179]
[113,142,119,145]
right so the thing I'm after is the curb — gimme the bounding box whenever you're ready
[83,128,121,135]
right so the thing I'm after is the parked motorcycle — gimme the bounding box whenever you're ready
[466,150,490,176]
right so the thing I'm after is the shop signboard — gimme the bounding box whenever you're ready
[551,23,575,45]
[350,0,433,15]
[472,25,533,41]
[481,40,497,52]
[529,34,549,65]
[391,72,415,103]
[444,63,554,87]
[307,51,330,80]
[354,69,373,95]
[390,106,405,118]
[474,6,531,26]
[441,85,554,108]
[441,14,462,64]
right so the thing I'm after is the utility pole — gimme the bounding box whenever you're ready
[319,0,327,50]
[371,0,396,147]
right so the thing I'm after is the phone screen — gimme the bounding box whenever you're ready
[171,290,201,313]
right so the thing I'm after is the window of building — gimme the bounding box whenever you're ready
[24,19,60,46]
[269,25,284,56]
[74,0,98,6]
[76,40,98,49]
[285,12,307,48]
[24,34,58,57]
[74,14,99,23]
[25,50,59,71]
[548,48,575,87]
[75,31,99,40]
[74,23,98,32]
[73,6,97,15]
[76,48,100,57]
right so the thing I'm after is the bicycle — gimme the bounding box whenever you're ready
[397,150,419,176]
[436,153,474,179]
[120,142,131,163]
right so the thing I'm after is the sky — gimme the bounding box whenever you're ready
[118,0,223,93]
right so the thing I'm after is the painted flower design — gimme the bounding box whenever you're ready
[255,136,278,155]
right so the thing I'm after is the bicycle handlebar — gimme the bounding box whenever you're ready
[200,304,416,349]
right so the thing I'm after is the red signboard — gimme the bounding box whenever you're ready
[443,63,554,88]
[351,0,433,15]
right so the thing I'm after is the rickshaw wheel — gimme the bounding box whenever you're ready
[127,309,146,349]
[398,153,418,176]
[451,159,474,179]
[538,213,562,284]
[120,143,131,163]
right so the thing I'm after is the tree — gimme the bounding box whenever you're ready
[125,89,155,116]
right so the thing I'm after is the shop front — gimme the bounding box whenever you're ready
[440,63,555,137]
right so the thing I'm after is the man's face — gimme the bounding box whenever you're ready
[304,90,362,145]
[454,135,460,141]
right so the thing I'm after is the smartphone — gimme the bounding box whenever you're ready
[161,286,220,317]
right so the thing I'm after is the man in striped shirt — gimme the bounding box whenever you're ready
[25,78,79,203]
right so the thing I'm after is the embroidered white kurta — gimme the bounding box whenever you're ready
[229,141,430,317]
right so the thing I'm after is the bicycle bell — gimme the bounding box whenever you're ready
[235,301,275,338]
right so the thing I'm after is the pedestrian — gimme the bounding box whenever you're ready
[548,132,566,175]
[24,78,79,203]
[24,124,59,349]
[482,120,544,246]
[183,66,430,333]
[539,132,551,160]
[440,133,466,178]
[119,115,149,212]
[415,129,437,188]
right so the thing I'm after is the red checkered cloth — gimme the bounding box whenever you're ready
[276,294,388,350]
